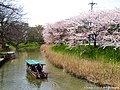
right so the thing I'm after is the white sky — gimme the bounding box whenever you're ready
[18,0,120,26]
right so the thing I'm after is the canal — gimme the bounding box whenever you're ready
[0,50,104,90]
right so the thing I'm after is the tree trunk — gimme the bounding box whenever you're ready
[1,42,6,50]
[93,35,97,47]
[1,32,6,50]
[94,40,97,47]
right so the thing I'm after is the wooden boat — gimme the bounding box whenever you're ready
[3,52,16,60]
[25,60,48,79]
[0,52,15,66]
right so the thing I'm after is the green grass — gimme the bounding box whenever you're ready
[51,45,120,63]
[9,45,15,50]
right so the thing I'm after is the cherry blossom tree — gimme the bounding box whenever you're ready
[42,8,120,49]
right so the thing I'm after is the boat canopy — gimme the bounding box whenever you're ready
[25,60,46,65]
[4,52,15,54]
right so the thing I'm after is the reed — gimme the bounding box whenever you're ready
[41,45,120,89]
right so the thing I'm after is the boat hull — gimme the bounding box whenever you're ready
[4,53,15,60]
[27,67,48,79]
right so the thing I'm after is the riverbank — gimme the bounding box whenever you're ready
[40,45,120,89]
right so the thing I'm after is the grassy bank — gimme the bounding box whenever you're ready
[51,45,120,63]
[41,45,120,89]
[18,42,40,51]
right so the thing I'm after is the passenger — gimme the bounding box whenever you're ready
[37,64,42,73]
[32,65,36,72]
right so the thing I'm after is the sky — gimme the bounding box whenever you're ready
[18,0,120,27]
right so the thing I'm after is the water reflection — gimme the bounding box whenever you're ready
[26,69,48,88]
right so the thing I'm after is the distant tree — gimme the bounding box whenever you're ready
[26,25,44,44]
[6,21,29,50]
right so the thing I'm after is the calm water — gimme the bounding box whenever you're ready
[0,50,104,90]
